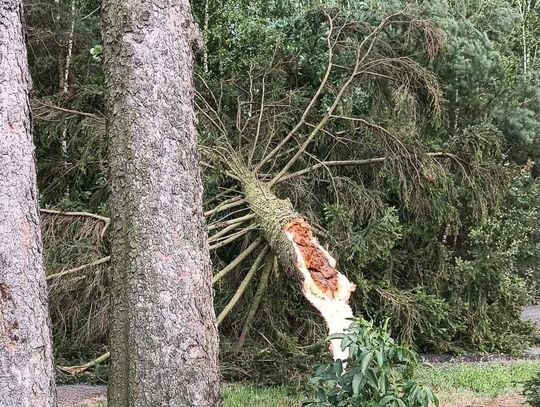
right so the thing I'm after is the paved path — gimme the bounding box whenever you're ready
[523,305,540,356]
[522,305,540,322]
[58,384,106,407]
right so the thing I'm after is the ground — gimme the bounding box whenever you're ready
[57,306,540,406]
[440,394,524,407]
[58,360,540,406]
[58,385,105,407]
[57,387,527,407]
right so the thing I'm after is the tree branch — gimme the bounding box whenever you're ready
[209,217,251,243]
[204,197,246,217]
[33,101,101,119]
[209,226,256,251]
[57,351,111,375]
[212,237,263,284]
[255,11,335,172]
[40,208,110,238]
[216,246,270,325]
[276,152,458,183]
[239,254,274,345]
[46,256,111,281]
[207,213,256,231]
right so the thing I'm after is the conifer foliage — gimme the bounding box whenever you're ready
[25,0,540,378]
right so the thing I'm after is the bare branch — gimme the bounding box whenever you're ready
[239,254,274,345]
[248,75,266,166]
[204,197,246,217]
[209,226,256,251]
[217,246,270,325]
[40,208,110,238]
[266,11,427,186]
[199,160,241,182]
[208,213,256,231]
[276,152,458,183]
[209,217,250,243]
[212,237,263,284]
[269,68,360,186]
[46,256,111,281]
[255,11,335,172]
[57,351,110,375]
[33,101,101,119]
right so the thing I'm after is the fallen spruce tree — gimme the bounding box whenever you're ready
[35,5,538,376]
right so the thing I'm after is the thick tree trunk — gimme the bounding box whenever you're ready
[0,2,57,406]
[102,1,220,406]
[237,165,356,360]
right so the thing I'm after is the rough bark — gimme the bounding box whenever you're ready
[237,165,356,360]
[102,1,220,406]
[0,1,57,406]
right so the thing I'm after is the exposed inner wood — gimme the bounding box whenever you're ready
[283,218,339,296]
[283,218,356,361]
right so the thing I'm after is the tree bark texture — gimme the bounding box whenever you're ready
[0,2,57,406]
[102,1,220,406]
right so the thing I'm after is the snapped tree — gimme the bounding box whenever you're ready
[200,8,450,354]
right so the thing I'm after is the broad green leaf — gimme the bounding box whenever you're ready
[361,352,374,374]
[379,395,394,406]
[352,372,364,396]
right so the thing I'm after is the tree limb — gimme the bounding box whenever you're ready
[46,256,111,281]
[212,238,263,284]
[57,351,111,375]
[209,218,250,243]
[40,208,110,238]
[216,246,270,325]
[239,254,274,345]
[276,152,459,183]
[33,101,101,119]
[255,11,335,172]
[208,213,256,231]
[209,226,255,251]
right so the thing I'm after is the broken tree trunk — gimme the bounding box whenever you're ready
[234,164,356,360]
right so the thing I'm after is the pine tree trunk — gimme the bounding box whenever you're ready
[102,1,221,406]
[0,2,57,406]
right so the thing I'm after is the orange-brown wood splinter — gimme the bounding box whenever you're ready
[283,218,339,296]
[283,218,356,361]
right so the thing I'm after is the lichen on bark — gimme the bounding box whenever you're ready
[0,1,56,405]
[103,0,221,405]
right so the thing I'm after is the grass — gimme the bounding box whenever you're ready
[222,360,540,406]
[68,360,540,407]
[224,384,303,407]
[73,386,300,407]
[417,360,540,398]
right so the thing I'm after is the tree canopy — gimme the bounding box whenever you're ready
[26,0,540,383]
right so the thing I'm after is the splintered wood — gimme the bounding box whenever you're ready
[284,218,339,295]
[283,218,356,361]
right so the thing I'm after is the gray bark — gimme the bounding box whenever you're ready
[0,1,57,406]
[102,1,220,406]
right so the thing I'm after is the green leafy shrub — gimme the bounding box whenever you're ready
[305,319,438,407]
[522,371,540,407]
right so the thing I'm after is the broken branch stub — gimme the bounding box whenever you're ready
[241,170,356,360]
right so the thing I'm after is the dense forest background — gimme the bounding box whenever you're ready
[27,0,540,384]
